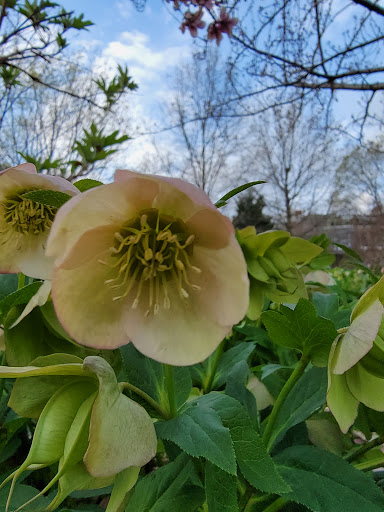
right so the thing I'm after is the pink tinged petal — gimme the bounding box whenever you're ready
[0,168,78,196]
[46,180,159,266]
[332,299,383,375]
[346,363,384,411]
[51,249,131,351]
[186,208,234,249]
[10,280,52,328]
[0,163,37,176]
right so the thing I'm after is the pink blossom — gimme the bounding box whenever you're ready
[208,7,238,45]
[181,8,205,37]
[191,0,215,9]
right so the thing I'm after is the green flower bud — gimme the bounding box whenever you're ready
[237,228,322,319]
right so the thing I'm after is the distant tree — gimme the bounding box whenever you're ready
[137,48,244,199]
[329,141,384,216]
[233,190,274,232]
[241,102,336,231]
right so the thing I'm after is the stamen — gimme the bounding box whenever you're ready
[103,209,202,315]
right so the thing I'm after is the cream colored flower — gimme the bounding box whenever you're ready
[0,164,79,279]
[47,170,249,365]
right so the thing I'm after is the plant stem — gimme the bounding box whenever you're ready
[238,486,253,511]
[120,382,170,419]
[242,492,272,512]
[345,435,384,462]
[262,355,310,451]
[263,497,287,512]
[354,456,384,471]
[203,340,225,393]
[17,272,25,290]
[165,364,177,418]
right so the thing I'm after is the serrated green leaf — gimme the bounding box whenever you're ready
[267,367,327,451]
[205,461,238,512]
[212,342,255,389]
[225,360,258,424]
[262,299,337,366]
[215,181,266,208]
[311,292,351,330]
[74,179,103,192]
[155,404,236,474]
[126,454,205,512]
[194,393,290,494]
[22,189,71,208]
[275,445,384,512]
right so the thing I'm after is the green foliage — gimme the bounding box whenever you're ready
[215,181,266,208]
[262,299,337,366]
[126,454,205,512]
[205,461,238,512]
[73,179,103,192]
[275,446,384,512]
[22,189,72,208]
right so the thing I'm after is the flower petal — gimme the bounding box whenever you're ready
[46,180,159,266]
[346,363,384,411]
[332,299,383,374]
[327,371,359,434]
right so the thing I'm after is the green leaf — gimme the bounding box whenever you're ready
[155,403,237,474]
[195,393,290,494]
[311,292,351,330]
[281,237,323,266]
[333,243,363,262]
[212,342,255,389]
[0,482,50,511]
[74,179,103,192]
[120,344,191,414]
[225,361,258,424]
[215,181,266,208]
[267,367,327,450]
[21,189,72,208]
[126,454,205,512]
[0,281,43,323]
[262,299,337,367]
[275,445,384,512]
[0,274,18,300]
[205,461,238,512]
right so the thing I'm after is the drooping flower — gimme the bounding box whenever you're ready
[236,226,323,319]
[46,170,249,366]
[0,354,157,511]
[327,276,384,433]
[0,163,79,279]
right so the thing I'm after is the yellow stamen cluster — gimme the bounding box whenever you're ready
[101,209,202,316]
[3,193,56,235]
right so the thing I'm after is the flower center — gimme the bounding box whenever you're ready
[102,208,201,316]
[3,192,57,235]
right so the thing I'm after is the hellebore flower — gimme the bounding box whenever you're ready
[0,163,79,279]
[0,354,157,512]
[237,226,322,319]
[46,171,249,366]
[327,276,384,433]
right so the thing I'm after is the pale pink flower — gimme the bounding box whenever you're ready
[0,164,79,279]
[208,7,238,45]
[181,8,205,37]
[46,171,249,366]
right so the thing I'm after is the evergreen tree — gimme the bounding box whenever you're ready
[233,190,274,232]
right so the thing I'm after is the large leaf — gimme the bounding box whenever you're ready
[205,461,238,512]
[155,403,236,474]
[0,282,43,323]
[192,393,290,494]
[262,299,337,366]
[267,367,327,451]
[311,292,351,330]
[212,342,255,389]
[275,446,384,512]
[126,454,205,512]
